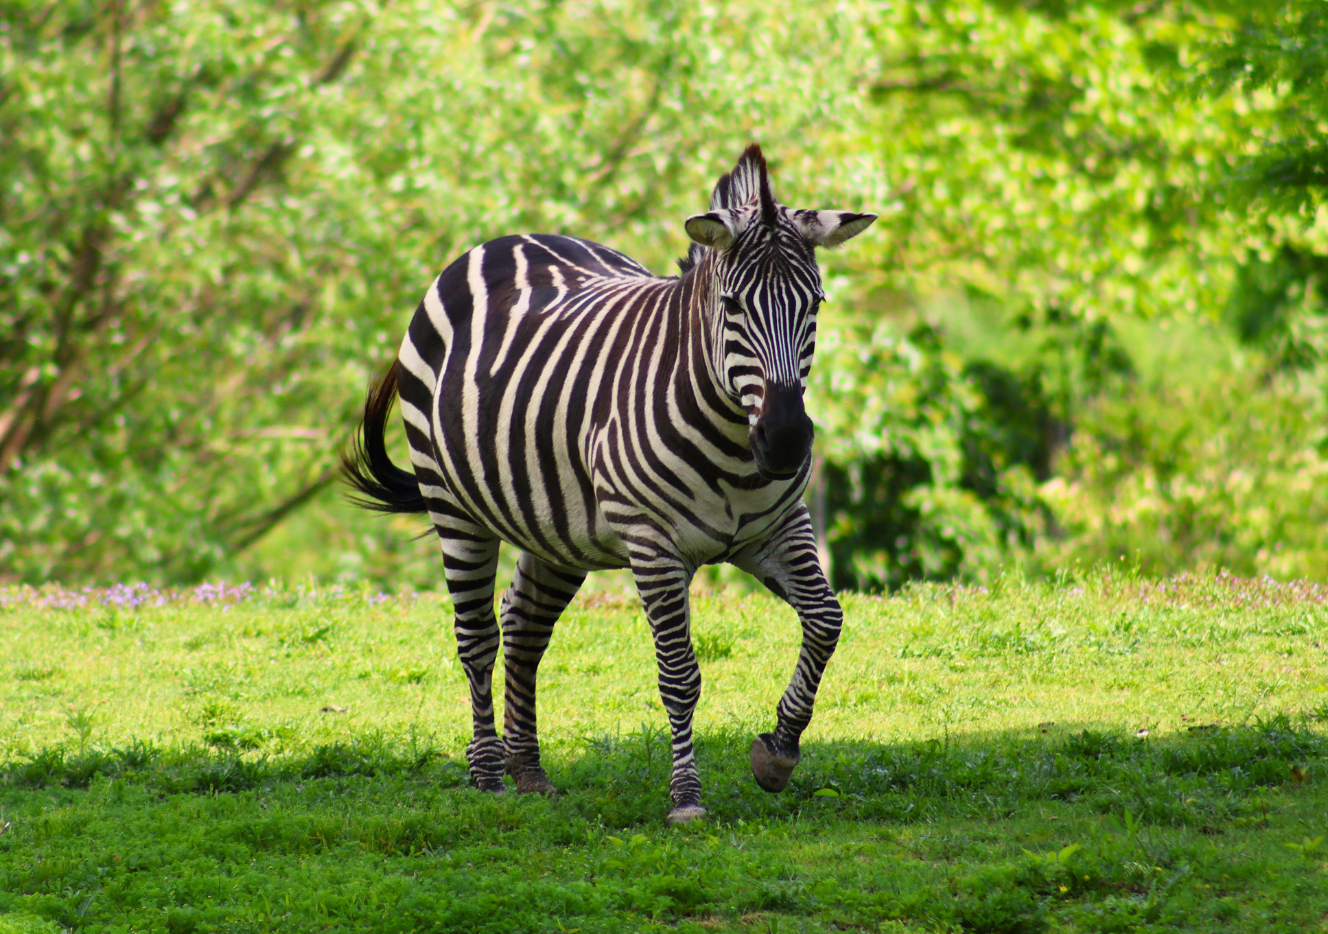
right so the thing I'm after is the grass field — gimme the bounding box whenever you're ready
[2,570,1326,933]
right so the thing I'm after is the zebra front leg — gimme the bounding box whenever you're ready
[733,504,842,793]
[630,549,705,824]
[439,528,506,793]
[499,553,585,794]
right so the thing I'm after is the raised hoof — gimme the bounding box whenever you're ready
[750,733,800,793]
[512,768,557,796]
[666,803,707,825]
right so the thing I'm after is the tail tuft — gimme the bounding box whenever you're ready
[341,361,428,514]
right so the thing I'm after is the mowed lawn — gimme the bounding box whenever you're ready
[1,571,1326,933]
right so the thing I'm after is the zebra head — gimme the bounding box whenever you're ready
[683,145,876,479]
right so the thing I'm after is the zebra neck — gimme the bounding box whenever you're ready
[685,250,747,427]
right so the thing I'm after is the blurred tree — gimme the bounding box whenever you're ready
[1040,359,1328,580]
[0,0,1309,588]
[1,0,381,579]
[1194,0,1328,216]
[807,0,1247,589]
[850,0,1246,324]
[809,322,1050,591]
[1027,0,1328,584]
[0,0,879,582]
[1189,1,1328,376]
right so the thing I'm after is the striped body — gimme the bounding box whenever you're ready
[396,234,809,573]
[345,146,875,821]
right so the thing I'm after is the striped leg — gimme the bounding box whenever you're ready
[733,504,843,793]
[630,548,706,823]
[433,508,506,793]
[500,553,585,794]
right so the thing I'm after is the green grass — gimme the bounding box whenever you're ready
[2,571,1326,933]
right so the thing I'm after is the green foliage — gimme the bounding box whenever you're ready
[0,0,875,583]
[1283,834,1324,859]
[811,323,1050,591]
[1041,361,1328,580]
[854,0,1242,323]
[1192,0,1328,216]
[2,0,1326,588]
[1225,247,1328,352]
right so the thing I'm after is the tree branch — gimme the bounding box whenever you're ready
[868,72,968,95]
[109,0,123,154]
[225,140,295,209]
[224,466,340,553]
[584,66,668,204]
[317,36,358,85]
[145,84,192,145]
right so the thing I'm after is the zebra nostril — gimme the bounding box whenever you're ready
[751,422,770,456]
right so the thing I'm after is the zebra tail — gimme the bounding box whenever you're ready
[340,361,428,514]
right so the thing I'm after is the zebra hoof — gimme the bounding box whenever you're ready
[513,768,557,796]
[666,802,707,825]
[750,733,799,793]
[468,736,506,793]
[473,775,508,794]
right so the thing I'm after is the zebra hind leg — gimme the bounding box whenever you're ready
[629,549,706,824]
[733,505,843,793]
[499,553,586,794]
[438,525,506,793]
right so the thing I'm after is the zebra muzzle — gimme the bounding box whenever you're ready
[751,383,813,478]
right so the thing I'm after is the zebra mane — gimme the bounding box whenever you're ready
[709,144,778,224]
[677,242,706,274]
[678,144,779,274]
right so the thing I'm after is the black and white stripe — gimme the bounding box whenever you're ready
[345,145,875,822]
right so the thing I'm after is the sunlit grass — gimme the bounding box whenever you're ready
[4,571,1324,757]
[2,569,1326,932]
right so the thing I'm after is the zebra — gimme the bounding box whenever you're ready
[343,145,875,824]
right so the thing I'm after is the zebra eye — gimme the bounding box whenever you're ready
[720,295,743,312]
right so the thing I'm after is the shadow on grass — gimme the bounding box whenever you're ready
[3,715,1321,830]
[2,720,1326,934]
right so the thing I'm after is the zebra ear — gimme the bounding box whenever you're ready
[685,211,737,250]
[796,211,878,248]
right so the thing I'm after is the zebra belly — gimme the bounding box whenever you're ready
[429,394,803,572]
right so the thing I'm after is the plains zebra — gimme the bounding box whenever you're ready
[344,145,875,823]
